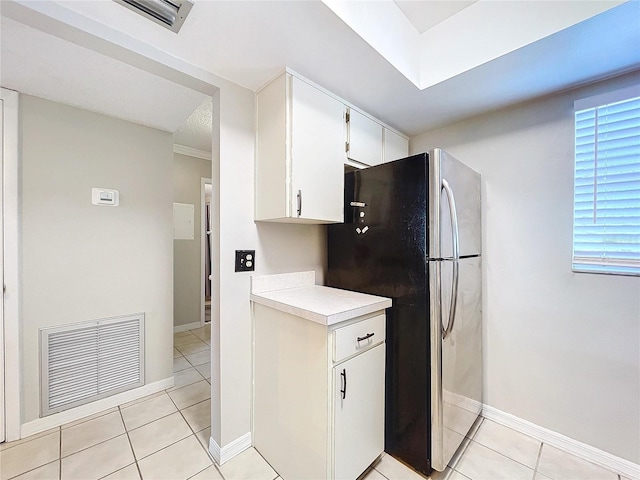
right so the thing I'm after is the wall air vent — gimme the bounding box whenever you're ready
[114,0,193,33]
[40,314,145,416]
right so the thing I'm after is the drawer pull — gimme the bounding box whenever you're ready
[357,332,375,342]
[340,369,347,400]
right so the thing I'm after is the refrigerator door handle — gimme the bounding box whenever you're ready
[441,178,460,340]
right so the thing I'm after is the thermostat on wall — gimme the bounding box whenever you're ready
[92,188,120,206]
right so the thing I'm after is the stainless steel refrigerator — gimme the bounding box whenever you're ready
[327,149,482,474]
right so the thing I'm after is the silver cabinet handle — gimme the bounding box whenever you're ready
[441,179,460,340]
[296,190,302,217]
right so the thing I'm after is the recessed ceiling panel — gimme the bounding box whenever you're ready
[393,0,478,33]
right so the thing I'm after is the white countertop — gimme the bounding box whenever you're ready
[250,272,391,326]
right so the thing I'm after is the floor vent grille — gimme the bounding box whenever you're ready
[40,314,145,416]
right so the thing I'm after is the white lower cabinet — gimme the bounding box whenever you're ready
[253,303,386,480]
[333,344,385,479]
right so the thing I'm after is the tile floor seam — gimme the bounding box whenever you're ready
[59,426,62,480]
[210,460,226,480]
[58,429,127,460]
[117,405,143,480]
[186,464,211,480]
[124,409,178,433]
[134,434,198,463]
[449,436,473,470]
[469,416,485,439]
[533,442,544,477]
[0,428,58,453]
[5,459,58,480]
[95,462,136,480]
[254,448,280,480]
[470,438,538,473]
[178,409,197,436]
[61,408,117,430]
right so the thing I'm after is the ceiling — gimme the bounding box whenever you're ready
[393,1,478,34]
[1,16,207,134]
[1,0,639,151]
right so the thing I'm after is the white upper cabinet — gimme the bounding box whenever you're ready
[255,72,345,223]
[255,69,409,223]
[347,108,383,167]
[290,77,346,223]
[383,127,409,163]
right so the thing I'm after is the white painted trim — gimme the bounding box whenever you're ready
[21,377,174,438]
[574,84,640,111]
[174,144,212,161]
[208,432,252,465]
[1,88,20,442]
[173,321,201,334]
[482,405,640,479]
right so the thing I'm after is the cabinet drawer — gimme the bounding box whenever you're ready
[333,313,385,363]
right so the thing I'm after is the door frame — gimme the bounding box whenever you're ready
[200,177,212,327]
[1,87,21,442]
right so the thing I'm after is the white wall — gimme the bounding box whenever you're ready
[210,81,327,449]
[173,153,211,329]
[20,95,174,423]
[410,71,640,463]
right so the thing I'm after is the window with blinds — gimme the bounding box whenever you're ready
[573,85,640,276]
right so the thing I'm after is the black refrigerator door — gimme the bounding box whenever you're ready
[327,153,433,474]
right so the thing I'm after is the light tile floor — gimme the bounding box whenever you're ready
[1,324,634,480]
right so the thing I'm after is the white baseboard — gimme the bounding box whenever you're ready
[174,321,202,333]
[21,377,174,438]
[482,404,640,480]
[209,432,252,465]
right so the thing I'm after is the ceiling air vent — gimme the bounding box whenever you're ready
[114,0,193,33]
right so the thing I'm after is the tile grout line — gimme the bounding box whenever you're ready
[252,447,281,480]
[174,329,224,479]
[470,436,539,473]
[59,431,127,461]
[61,407,119,430]
[533,442,544,479]
[59,426,62,479]
[5,459,60,480]
[117,405,144,480]
[167,370,206,392]
[164,364,224,480]
[0,426,60,453]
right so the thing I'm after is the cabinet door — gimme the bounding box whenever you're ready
[383,128,408,163]
[348,109,383,166]
[333,344,385,480]
[290,76,345,223]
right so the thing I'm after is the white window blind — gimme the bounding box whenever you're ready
[573,86,640,276]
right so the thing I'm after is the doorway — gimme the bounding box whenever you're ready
[1,87,20,443]
[201,179,212,326]
[1,92,5,445]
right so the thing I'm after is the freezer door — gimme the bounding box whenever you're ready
[429,148,481,259]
